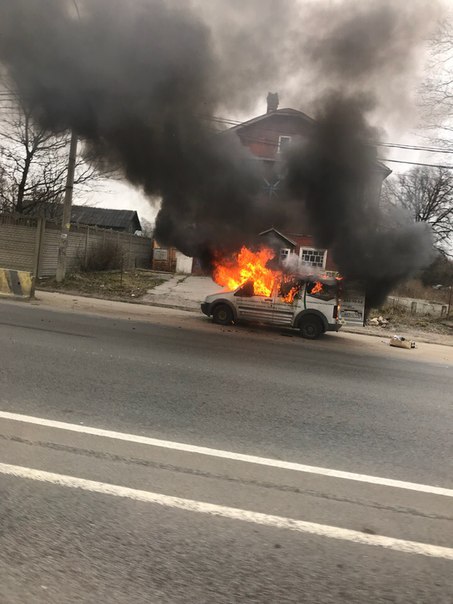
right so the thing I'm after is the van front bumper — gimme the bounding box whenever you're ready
[201,302,211,316]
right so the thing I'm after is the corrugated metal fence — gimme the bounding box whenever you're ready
[0,214,152,277]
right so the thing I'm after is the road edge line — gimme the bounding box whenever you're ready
[1,410,452,498]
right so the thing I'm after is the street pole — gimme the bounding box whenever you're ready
[56,130,78,283]
[31,217,45,298]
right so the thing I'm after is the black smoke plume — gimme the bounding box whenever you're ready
[284,95,434,306]
[0,0,439,303]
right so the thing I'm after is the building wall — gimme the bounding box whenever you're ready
[151,241,177,272]
[279,233,338,274]
[236,113,313,160]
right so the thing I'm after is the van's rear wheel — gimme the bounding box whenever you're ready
[299,316,323,339]
[212,304,233,326]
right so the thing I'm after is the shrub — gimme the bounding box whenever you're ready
[80,238,123,272]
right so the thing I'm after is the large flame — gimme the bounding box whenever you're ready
[212,246,339,304]
[213,246,276,296]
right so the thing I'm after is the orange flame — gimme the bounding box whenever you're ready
[309,281,323,295]
[213,246,276,296]
[212,246,333,304]
[282,286,300,303]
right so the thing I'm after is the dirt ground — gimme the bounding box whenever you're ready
[367,305,453,339]
[38,270,164,301]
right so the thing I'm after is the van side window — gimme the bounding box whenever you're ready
[278,279,303,300]
[306,281,336,301]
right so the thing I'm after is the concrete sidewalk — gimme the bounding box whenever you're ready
[142,275,221,311]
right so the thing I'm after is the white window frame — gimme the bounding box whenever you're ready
[280,248,291,261]
[278,135,292,153]
[299,247,326,269]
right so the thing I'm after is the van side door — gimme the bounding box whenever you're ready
[233,281,274,324]
[271,280,303,325]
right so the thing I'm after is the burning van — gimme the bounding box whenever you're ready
[201,246,342,339]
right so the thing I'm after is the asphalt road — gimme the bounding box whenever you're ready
[0,299,452,603]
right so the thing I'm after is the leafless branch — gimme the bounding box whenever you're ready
[0,97,102,214]
[383,166,453,253]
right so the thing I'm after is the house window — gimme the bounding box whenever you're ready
[280,248,291,261]
[278,135,292,153]
[300,248,326,269]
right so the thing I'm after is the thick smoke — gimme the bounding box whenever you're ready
[0,0,441,303]
[0,0,270,257]
[284,94,434,306]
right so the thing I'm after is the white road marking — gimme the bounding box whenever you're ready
[0,462,452,560]
[0,410,452,498]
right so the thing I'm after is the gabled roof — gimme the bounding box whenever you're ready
[70,206,141,231]
[227,108,316,134]
[226,106,391,179]
[22,202,142,231]
[259,228,297,247]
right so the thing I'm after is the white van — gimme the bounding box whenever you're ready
[201,279,342,339]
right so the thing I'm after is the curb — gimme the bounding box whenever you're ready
[35,287,199,314]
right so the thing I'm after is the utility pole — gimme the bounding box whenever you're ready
[31,217,45,298]
[56,130,78,283]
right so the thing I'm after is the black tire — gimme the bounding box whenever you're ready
[299,315,323,339]
[212,304,234,326]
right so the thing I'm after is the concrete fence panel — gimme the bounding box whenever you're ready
[0,214,152,277]
[0,218,37,272]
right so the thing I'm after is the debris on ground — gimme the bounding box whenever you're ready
[389,335,416,349]
[368,315,389,327]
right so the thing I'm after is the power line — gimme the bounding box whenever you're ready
[378,158,453,169]
[1,93,453,166]
[203,114,453,156]
[377,142,453,154]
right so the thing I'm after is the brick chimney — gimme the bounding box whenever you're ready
[266,92,279,113]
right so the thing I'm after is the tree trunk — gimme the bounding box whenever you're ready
[16,153,32,214]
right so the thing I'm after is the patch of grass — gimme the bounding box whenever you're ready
[38,270,164,301]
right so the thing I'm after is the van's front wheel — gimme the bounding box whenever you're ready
[212,304,233,326]
[299,316,323,339]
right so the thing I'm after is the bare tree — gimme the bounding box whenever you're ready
[421,253,453,286]
[0,91,99,216]
[422,19,453,144]
[382,167,453,253]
